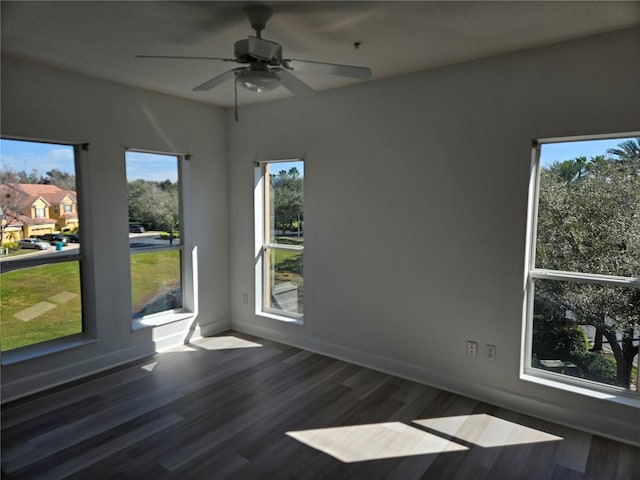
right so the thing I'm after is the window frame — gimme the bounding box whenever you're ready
[522,133,640,403]
[125,148,192,330]
[0,137,95,364]
[254,158,304,323]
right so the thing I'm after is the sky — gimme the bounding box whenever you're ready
[0,139,75,175]
[268,160,304,176]
[0,139,178,182]
[125,151,178,182]
[2,137,632,180]
[539,137,634,167]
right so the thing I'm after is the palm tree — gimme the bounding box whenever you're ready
[607,138,640,163]
[549,156,587,183]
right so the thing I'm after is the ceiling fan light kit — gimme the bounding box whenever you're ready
[136,5,372,98]
[236,67,281,93]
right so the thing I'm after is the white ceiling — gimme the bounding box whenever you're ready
[2,1,639,108]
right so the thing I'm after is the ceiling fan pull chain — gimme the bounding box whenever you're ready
[234,71,240,122]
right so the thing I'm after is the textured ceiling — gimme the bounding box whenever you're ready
[2,1,639,108]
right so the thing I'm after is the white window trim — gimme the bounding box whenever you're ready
[521,134,640,404]
[125,149,194,329]
[254,159,304,323]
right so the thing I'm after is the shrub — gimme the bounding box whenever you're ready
[532,318,588,361]
[4,241,20,251]
[572,351,617,385]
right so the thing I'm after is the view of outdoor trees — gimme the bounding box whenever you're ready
[533,138,640,390]
[270,166,303,236]
[266,164,304,315]
[128,178,179,241]
[0,168,180,245]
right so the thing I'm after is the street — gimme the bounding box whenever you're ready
[0,232,180,266]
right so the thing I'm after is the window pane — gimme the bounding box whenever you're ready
[536,138,640,277]
[1,139,79,243]
[1,262,82,351]
[131,250,182,318]
[531,278,639,391]
[266,161,304,245]
[266,247,303,315]
[126,152,180,249]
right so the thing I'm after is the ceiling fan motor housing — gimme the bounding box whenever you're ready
[235,37,283,64]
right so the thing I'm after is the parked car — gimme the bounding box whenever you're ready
[41,233,69,245]
[18,238,51,250]
[129,224,145,233]
[63,233,80,243]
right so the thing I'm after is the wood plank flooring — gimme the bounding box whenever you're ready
[2,331,639,479]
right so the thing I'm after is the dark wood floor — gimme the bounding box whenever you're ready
[2,331,639,479]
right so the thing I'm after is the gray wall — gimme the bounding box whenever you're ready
[227,28,640,445]
[1,56,230,400]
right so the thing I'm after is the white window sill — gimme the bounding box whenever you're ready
[132,310,194,330]
[1,334,97,366]
[256,310,304,325]
[520,372,640,408]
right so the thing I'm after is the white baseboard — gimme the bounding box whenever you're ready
[231,318,640,447]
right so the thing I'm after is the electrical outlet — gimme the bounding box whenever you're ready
[486,344,496,361]
[242,293,249,305]
[467,341,478,357]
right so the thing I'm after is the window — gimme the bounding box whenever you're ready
[64,204,72,213]
[524,134,640,397]
[126,150,184,328]
[0,138,85,352]
[256,159,304,321]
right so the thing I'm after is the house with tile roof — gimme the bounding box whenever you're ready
[0,183,78,243]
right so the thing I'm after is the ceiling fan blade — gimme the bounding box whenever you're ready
[275,69,316,98]
[136,55,237,62]
[283,59,372,79]
[193,68,244,92]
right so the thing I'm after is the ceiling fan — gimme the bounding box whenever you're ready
[136,5,372,98]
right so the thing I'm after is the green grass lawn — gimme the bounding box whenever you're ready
[1,262,82,351]
[130,250,181,316]
[1,250,182,351]
[270,247,304,313]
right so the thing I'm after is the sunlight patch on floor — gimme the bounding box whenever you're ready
[140,361,158,372]
[189,336,263,351]
[287,422,468,463]
[288,414,564,463]
[413,413,563,448]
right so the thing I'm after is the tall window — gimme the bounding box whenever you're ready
[525,134,640,396]
[1,139,84,351]
[126,150,183,327]
[256,160,304,321]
